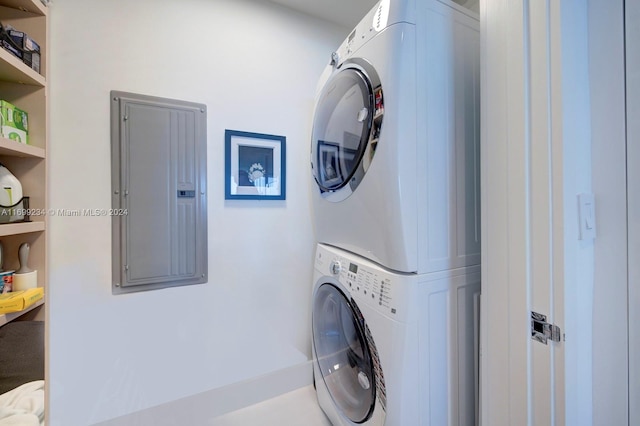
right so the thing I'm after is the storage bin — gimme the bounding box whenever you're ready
[0,196,29,223]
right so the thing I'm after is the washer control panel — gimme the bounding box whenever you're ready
[343,261,395,314]
[315,244,405,318]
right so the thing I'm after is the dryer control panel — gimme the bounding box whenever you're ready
[315,244,414,320]
[335,2,387,64]
[332,0,414,66]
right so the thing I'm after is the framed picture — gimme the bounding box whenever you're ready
[225,130,286,200]
[317,140,358,188]
[317,141,342,187]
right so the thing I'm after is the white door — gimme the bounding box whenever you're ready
[627,0,640,422]
[480,1,592,424]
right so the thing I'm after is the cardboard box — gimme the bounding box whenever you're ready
[0,287,43,314]
[7,29,40,73]
[0,271,13,293]
[0,100,28,144]
[0,38,21,61]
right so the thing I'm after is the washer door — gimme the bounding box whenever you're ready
[311,62,384,201]
[312,283,376,423]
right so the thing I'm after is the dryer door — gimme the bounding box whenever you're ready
[312,283,376,423]
[311,64,383,201]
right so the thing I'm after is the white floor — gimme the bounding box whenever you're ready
[210,385,332,426]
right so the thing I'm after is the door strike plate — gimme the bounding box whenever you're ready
[531,311,561,344]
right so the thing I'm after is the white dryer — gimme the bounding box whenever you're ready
[310,0,481,274]
[311,243,480,425]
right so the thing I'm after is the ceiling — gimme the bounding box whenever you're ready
[265,0,479,29]
[266,0,379,28]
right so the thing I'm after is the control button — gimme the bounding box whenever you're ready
[330,51,339,67]
[357,371,371,390]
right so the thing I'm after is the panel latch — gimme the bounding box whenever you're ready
[531,311,561,344]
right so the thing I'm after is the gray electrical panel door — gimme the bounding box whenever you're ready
[111,91,207,294]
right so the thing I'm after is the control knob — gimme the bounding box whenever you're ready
[330,51,339,68]
[330,261,342,275]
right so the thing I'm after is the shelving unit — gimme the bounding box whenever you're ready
[0,135,45,157]
[0,298,42,326]
[0,0,47,324]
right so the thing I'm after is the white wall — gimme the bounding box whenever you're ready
[587,0,629,424]
[627,1,640,422]
[48,1,345,424]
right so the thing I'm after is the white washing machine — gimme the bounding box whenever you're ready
[311,243,480,425]
[310,0,481,274]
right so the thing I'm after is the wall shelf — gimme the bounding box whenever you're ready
[0,136,45,158]
[0,221,44,237]
[0,298,43,327]
[0,47,45,86]
[0,0,45,16]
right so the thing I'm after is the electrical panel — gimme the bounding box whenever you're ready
[111,91,207,294]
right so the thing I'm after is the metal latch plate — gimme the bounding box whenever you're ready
[531,311,561,344]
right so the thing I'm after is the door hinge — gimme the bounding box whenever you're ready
[531,311,561,345]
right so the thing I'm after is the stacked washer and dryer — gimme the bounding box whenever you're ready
[309,0,480,425]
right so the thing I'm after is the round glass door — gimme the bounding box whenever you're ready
[311,68,373,193]
[312,283,375,423]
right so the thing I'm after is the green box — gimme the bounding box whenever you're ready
[0,100,28,144]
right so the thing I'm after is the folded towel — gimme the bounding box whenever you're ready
[0,380,44,426]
